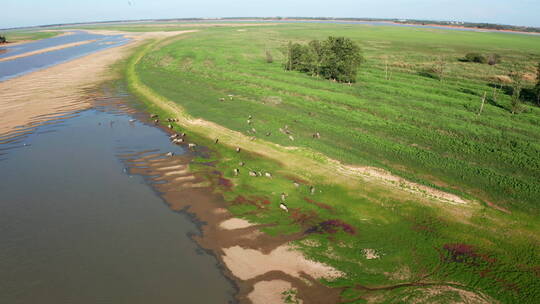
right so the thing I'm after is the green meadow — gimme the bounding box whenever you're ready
[124,23,540,303]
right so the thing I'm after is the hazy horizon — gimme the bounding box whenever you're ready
[2,0,540,29]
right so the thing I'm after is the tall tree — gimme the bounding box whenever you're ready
[319,36,363,83]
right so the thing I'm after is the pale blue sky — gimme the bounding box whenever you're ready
[2,0,539,29]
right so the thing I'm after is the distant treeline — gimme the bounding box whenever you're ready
[284,36,363,83]
[394,20,540,33]
[4,17,539,34]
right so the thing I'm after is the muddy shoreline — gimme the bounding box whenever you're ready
[117,118,343,303]
[86,86,343,303]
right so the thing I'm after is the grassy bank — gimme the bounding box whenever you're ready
[134,24,540,213]
[124,25,540,303]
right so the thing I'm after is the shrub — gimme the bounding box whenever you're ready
[0,35,6,44]
[464,52,487,63]
[265,50,273,63]
[487,53,502,65]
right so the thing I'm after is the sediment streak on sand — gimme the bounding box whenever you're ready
[0,30,194,136]
[0,40,98,62]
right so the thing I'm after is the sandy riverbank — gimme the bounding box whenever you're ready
[0,30,193,136]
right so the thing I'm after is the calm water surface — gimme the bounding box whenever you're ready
[0,31,129,81]
[0,90,236,303]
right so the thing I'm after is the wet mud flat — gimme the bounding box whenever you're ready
[0,85,236,303]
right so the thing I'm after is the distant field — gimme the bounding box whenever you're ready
[2,30,60,42]
[135,24,540,213]
[126,23,540,303]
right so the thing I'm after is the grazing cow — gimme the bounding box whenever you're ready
[293,182,300,188]
[233,168,239,176]
[249,171,257,177]
[228,94,234,100]
[170,134,179,139]
[249,136,256,141]
[279,203,289,212]
[265,172,272,178]
[247,119,252,125]
[239,161,245,166]
[248,115,252,120]
[288,135,294,141]
[281,193,287,201]
[188,143,196,149]
[154,119,159,124]
[168,124,174,129]
[266,132,271,136]
[166,152,174,157]
[150,114,158,118]
[180,132,186,137]
[313,132,321,139]
[236,147,241,153]
[215,138,219,144]
[310,186,316,195]
[219,98,225,102]
[251,128,256,133]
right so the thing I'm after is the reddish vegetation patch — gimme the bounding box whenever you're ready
[305,219,356,235]
[233,195,269,209]
[218,177,233,189]
[290,208,320,226]
[443,243,479,263]
[443,243,496,265]
[304,197,334,211]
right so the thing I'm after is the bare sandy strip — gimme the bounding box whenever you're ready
[0,30,195,136]
[0,40,97,62]
[219,218,255,230]
[248,280,293,304]
[222,245,344,281]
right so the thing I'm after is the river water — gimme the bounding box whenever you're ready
[0,86,236,303]
[0,31,130,81]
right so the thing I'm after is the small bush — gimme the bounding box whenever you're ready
[464,53,487,63]
[0,35,6,44]
[487,53,502,65]
[265,50,273,63]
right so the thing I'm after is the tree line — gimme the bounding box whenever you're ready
[284,36,363,83]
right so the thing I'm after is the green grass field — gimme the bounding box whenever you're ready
[124,23,540,303]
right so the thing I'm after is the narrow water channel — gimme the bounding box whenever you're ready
[0,86,236,303]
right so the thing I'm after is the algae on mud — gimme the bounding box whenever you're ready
[123,23,540,303]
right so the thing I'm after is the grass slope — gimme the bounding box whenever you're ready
[134,24,540,213]
[125,24,540,303]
